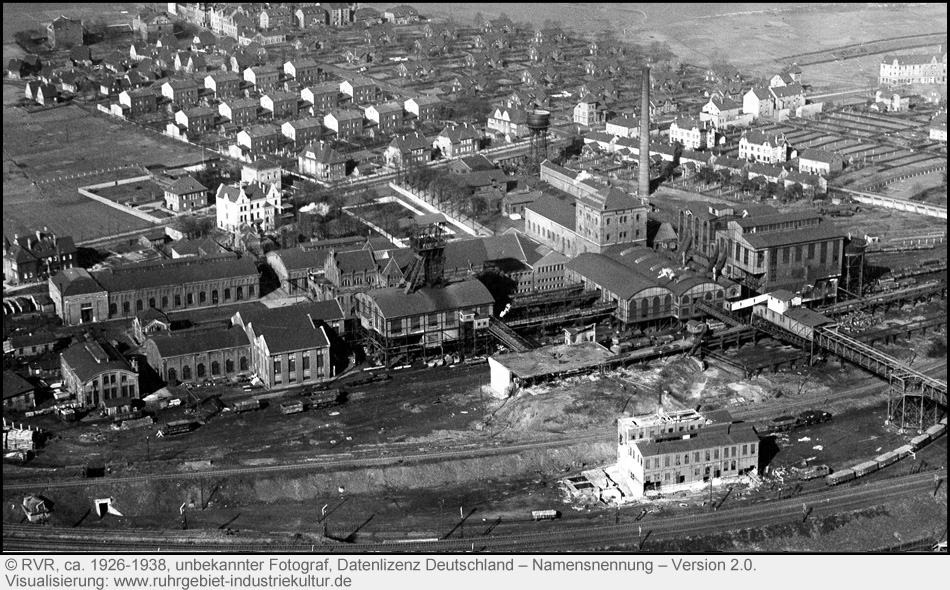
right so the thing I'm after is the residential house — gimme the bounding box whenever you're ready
[573,94,606,127]
[669,117,714,151]
[243,65,281,91]
[326,3,354,26]
[60,337,137,409]
[133,11,175,41]
[488,107,529,139]
[163,175,209,212]
[118,87,157,117]
[404,95,441,122]
[298,141,347,181]
[259,6,293,29]
[204,71,241,98]
[340,76,378,104]
[191,30,217,52]
[284,58,320,86]
[384,5,420,24]
[296,6,329,28]
[742,87,774,119]
[323,109,364,138]
[260,91,299,119]
[3,230,76,285]
[929,112,947,142]
[739,130,789,164]
[237,124,282,155]
[700,95,744,128]
[606,114,639,139]
[161,78,199,108]
[241,160,282,185]
[879,52,948,85]
[384,133,432,168]
[302,83,340,114]
[798,148,844,176]
[47,15,84,49]
[174,106,217,136]
[354,7,383,26]
[219,97,259,126]
[433,123,480,158]
[282,118,324,148]
[364,101,404,132]
[216,182,282,232]
[770,82,805,112]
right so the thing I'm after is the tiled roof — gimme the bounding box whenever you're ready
[299,141,346,164]
[366,280,494,319]
[238,303,337,353]
[742,130,786,147]
[61,339,133,383]
[150,327,249,358]
[93,258,259,292]
[526,193,575,229]
[166,175,207,195]
[335,249,376,274]
[636,423,759,457]
[50,268,105,297]
[565,253,658,299]
[799,148,839,164]
[741,221,844,249]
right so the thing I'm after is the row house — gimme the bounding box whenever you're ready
[260,91,299,119]
[340,77,378,104]
[296,6,329,28]
[216,182,282,232]
[669,117,715,151]
[174,106,217,136]
[282,118,324,148]
[303,83,340,113]
[161,78,199,108]
[118,87,157,117]
[244,65,281,91]
[298,141,348,181]
[433,123,480,159]
[739,130,790,164]
[879,52,948,86]
[284,58,320,86]
[204,71,241,98]
[163,175,209,212]
[384,133,432,168]
[364,102,404,132]
[404,95,441,122]
[324,109,363,139]
[3,230,76,285]
[237,124,282,155]
[219,97,259,126]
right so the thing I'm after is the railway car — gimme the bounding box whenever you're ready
[531,510,560,521]
[758,415,798,434]
[925,422,946,439]
[909,433,931,451]
[826,469,855,486]
[56,407,78,423]
[112,409,144,423]
[875,452,898,467]
[893,444,913,459]
[799,465,830,480]
[158,420,194,437]
[798,410,833,426]
[280,400,305,415]
[853,461,879,477]
[309,388,342,409]
[232,399,261,413]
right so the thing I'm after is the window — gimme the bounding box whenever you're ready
[224,288,231,301]
[199,291,207,304]
[161,296,168,309]
[226,359,234,373]
[187,293,194,305]
[211,290,219,304]
[795,246,802,262]
[109,302,117,316]
[807,243,815,260]
[123,301,131,315]
[750,443,756,454]
[236,286,243,301]
[820,241,827,263]
[742,444,748,456]
[247,285,255,297]
[240,356,248,371]
[664,456,670,467]
[182,365,191,380]
[136,299,144,312]
[653,458,659,469]
[197,363,206,378]
[175,294,182,307]
[714,448,719,460]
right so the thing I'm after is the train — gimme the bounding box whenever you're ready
[280,400,305,415]
[308,388,344,409]
[798,464,831,480]
[826,417,946,486]
[157,420,194,437]
[754,410,833,435]
[231,399,262,413]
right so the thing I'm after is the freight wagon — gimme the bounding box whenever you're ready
[893,444,913,459]
[280,400,305,415]
[308,388,343,409]
[909,433,931,451]
[799,464,830,480]
[826,469,856,486]
[232,398,262,413]
[157,420,194,437]
[531,510,560,521]
[875,452,898,468]
[853,461,880,477]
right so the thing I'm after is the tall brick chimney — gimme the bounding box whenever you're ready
[639,66,650,198]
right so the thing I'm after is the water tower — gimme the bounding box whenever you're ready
[526,109,551,174]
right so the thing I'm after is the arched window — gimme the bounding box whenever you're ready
[640,298,650,317]
[681,295,690,305]
[705,291,713,301]
[199,291,207,304]
[236,286,244,301]
[148,297,156,308]
[211,361,220,375]
[136,299,144,312]
[123,301,130,315]
[197,363,206,378]
[211,289,219,304]
[224,288,231,301]
[225,359,234,373]
[161,296,169,308]
[182,365,192,380]
[167,367,177,384]
[652,296,660,315]
[716,289,724,299]
[109,302,117,317]
[664,294,672,311]
[240,356,248,371]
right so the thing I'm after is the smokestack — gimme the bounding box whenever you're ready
[639,66,650,198]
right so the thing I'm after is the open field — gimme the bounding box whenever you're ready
[1,2,143,43]
[2,82,208,239]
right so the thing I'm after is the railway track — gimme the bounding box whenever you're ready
[3,471,941,552]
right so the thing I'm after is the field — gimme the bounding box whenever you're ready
[1,2,142,43]
[2,83,207,240]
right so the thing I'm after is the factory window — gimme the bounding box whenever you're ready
[161,296,168,309]
[807,243,815,260]
[182,366,191,380]
[226,359,234,373]
[236,286,244,301]
[197,363,205,378]
[274,359,281,375]
[212,290,219,305]
[199,291,207,304]
[211,361,220,376]
[240,356,248,371]
[743,248,749,266]
[820,241,827,263]
[187,293,194,306]
[136,299,144,312]
[795,246,802,262]
[123,301,131,315]
[109,303,117,317]
[224,288,231,301]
